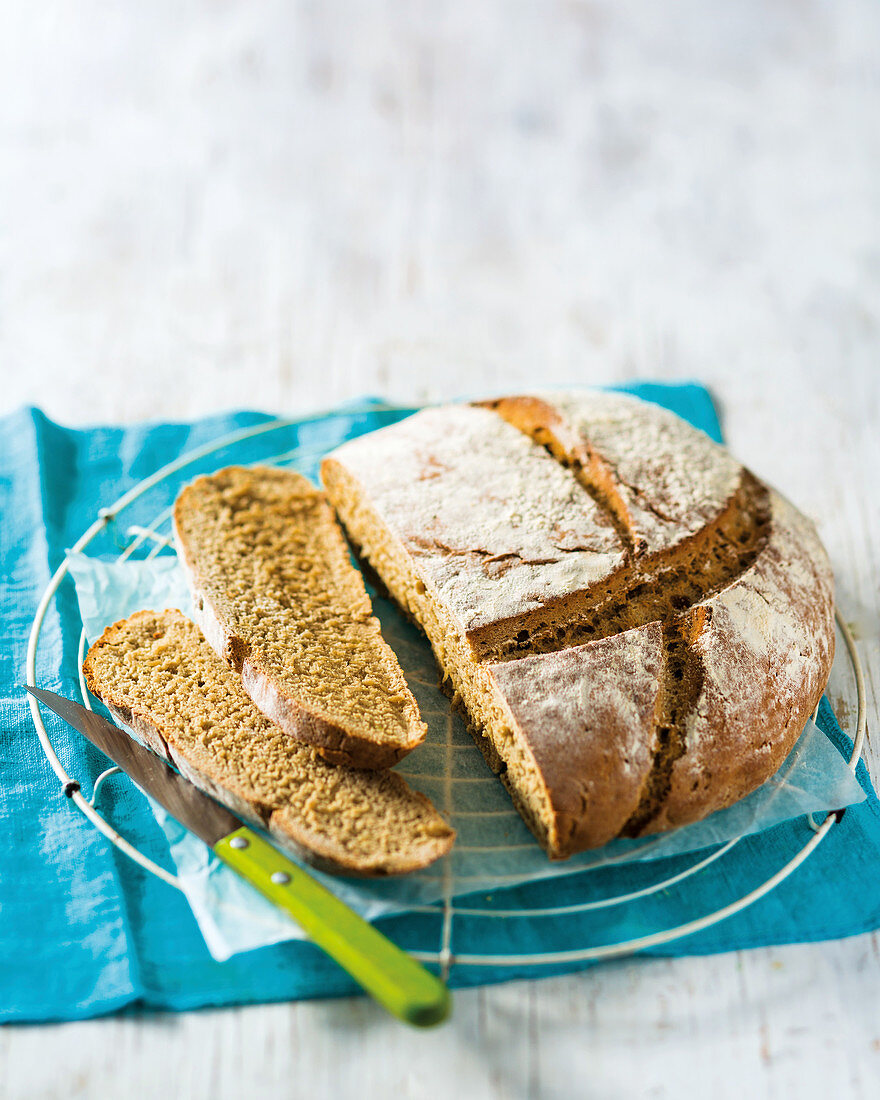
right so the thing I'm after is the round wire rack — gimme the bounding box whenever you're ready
[26,405,869,973]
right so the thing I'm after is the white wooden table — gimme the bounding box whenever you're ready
[2,2,879,1096]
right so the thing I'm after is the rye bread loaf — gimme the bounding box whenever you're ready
[320,391,835,859]
[83,610,454,876]
[173,466,426,770]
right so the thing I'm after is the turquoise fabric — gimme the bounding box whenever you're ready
[2,382,878,1023]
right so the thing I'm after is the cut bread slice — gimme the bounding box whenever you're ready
[173,466,426,770]
[83,610,454,877]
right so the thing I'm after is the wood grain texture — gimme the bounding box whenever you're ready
[1,0,879,1096]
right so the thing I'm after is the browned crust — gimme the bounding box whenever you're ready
[173,467,425,770]
[645,499,836,833]
[457,472,761,659]
[486,626,666,858]
[83,611,454,878]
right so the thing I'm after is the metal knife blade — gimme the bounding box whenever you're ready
[26,685,241,846]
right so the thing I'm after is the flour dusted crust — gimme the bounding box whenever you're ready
[653,490,835,831]
[321,391,835,859]
[483,391,743,556]
[329,405,625,645]
[486,623,665,853]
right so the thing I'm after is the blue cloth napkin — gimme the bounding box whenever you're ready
[2,382,879,1023]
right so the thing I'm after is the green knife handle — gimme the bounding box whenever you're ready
[214,826,451,1027]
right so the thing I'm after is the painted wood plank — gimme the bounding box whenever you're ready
[1,0,878,1096]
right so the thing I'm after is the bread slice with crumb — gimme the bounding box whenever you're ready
[173,466,426,770]
[83,610,454,877]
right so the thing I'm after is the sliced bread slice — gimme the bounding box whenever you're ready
[173,466,426,770]
[83,610,454,877]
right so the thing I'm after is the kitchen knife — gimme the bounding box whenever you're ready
[26,685,451,1028]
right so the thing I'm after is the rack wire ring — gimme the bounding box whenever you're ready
[25,409,869,968]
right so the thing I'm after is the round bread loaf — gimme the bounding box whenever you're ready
[320,390,835,859]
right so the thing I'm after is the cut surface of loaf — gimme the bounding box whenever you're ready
[83,610,454,876]
[173,466,426,769]
[321,391,835,859]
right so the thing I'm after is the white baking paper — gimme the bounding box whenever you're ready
[69,551,865,961]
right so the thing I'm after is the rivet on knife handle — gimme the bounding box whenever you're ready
[214,826,451,1028]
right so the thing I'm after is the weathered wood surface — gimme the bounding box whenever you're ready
[1,1,879,1096]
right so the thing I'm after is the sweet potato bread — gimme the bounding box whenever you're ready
[173,466,426,770]
[83,610,454,876]
[320,391,835,859]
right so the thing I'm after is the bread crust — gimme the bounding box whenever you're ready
[648,490,835,832]
[487,622,666,856]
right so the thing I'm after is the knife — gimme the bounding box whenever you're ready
[26,685,451,1028]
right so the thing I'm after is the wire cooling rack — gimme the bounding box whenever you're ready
[26,404,869,974]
